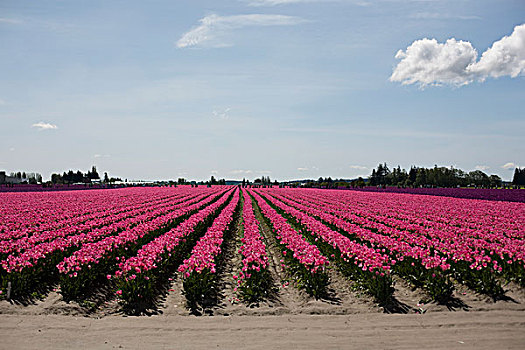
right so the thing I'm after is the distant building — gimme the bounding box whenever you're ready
[0,171,23,185]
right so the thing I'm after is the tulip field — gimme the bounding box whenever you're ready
[0,186,524,314]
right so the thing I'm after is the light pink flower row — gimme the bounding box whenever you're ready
[293,189,524,270]
[235,189,269,284]
[272,191,448,271]
[2,191,214,274]
[266,188,524,272]
[116,188,236,279]
[256,190,392,274]
[56,189,226,276]
[0,192,191,255]
[0,188,178,240]
[178,189,240,278]
[248,190,329,273]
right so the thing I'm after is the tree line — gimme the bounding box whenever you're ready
[368,163,504,188]
[50,166,121,185]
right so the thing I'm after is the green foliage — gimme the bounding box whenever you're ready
[0,246,75,300]
[369,163,503,188]
[251,196,329,299]
[453,262,504,300]
[238,268,274,304]
[182,269,217,311]
[395,259,454,303]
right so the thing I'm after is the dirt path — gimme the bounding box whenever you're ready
[1,311,524,350]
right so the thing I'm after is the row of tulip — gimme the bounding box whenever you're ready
[0,190,183,242]
[304,190,525,256]
[0,188,176,239]
[234,189,272,303]
[311,190,524,239]
[262,190,454,301]
[290,190,525,289]
[57,188,228,301]
[178,189,241,310]
[248,189,329,298]
[0,188,225,299]
[0,192,195,257]
[255,190,396,302]
[348,187,525,203]
[269,189,520,298]
[114,189,237,312]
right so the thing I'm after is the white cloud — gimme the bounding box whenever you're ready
[0,18,23,25]
[502,162,517,170]
[475,165,490,171]
[470,24,525,80]
[31,122,58,130]
[211,170,219,174]
[9,147,15,152]
[349,165,368,170]
[246,0,328,5]
[176,14,306,48]
[0,98,6,106]
[230,169,272,176]
[231,169,254,175]
[391,23,525,87]
[297,167,308,171]
[244,0,370,6]
[212,107,231,119]
[94,154,111,158]
[409,13,481,21]
[390,38,478,87]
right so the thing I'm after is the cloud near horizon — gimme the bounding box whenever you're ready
[391,23,525,87]
[31,122,58,130]
[243,0,371,6]
[502,162,519,170]
[176,14,306,48]
[475,165,490,171]
[0,17,23,25]
[349,165,368,170]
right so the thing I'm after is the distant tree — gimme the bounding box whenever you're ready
[355,177,365,188]
[87,166,100,180]
[408,166,417,186]
[104,172,109,183]
[513,168,525,186]
[467,170,490,187]
[489,175,502,188]
[414,168,427,187]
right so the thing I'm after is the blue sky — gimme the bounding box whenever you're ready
[0,0,524,181]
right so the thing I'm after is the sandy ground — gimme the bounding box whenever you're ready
[0,311,524,350]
